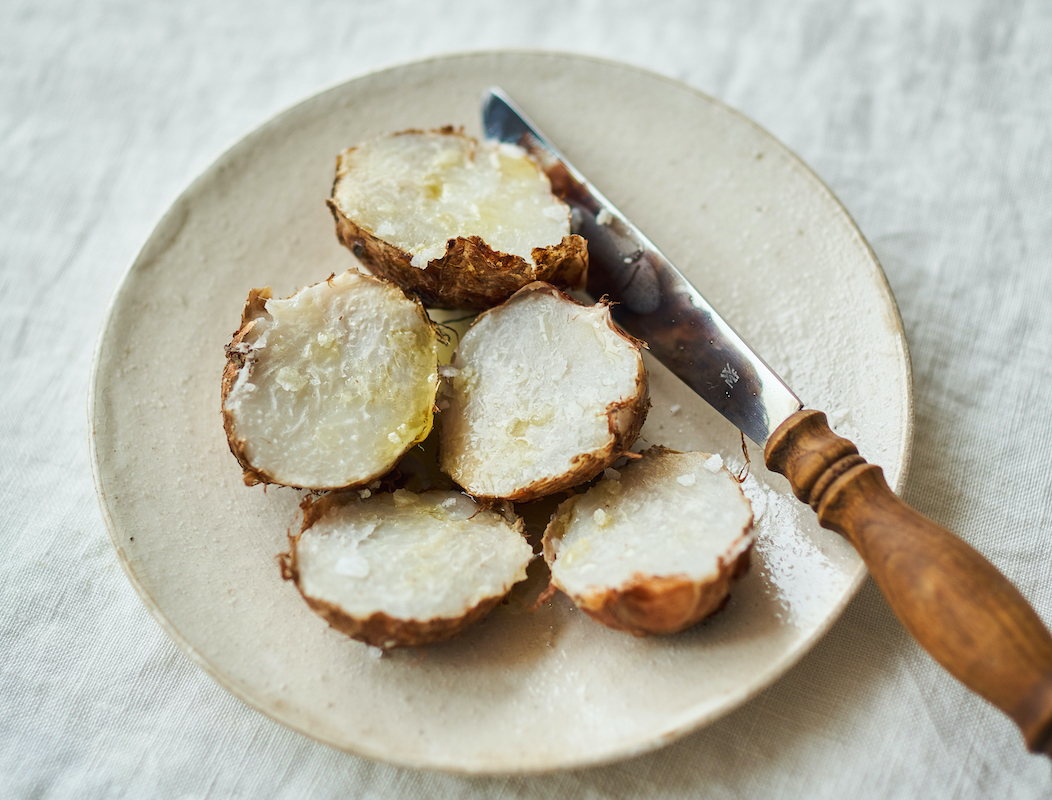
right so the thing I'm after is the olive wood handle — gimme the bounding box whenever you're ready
[765,409,1052,756]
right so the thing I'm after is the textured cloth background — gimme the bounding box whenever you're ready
[3,0,1052,796]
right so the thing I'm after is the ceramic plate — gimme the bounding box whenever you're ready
[89,52,913,773]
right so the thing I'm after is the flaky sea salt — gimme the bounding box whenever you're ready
[703,454,723,473]
[676,473,697,487]
[275,366,308,392]
[410,244,446,268]
[749,487,768,521]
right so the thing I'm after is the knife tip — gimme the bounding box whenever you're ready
[480,86,508,113]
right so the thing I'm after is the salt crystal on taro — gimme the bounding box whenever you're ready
[703,454,723,473]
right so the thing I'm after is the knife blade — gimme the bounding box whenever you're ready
[482,87,801,447]
[481,87,1052,758]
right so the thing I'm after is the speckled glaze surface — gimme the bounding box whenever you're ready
[89,52,913,773]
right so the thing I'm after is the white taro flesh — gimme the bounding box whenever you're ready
[439,282,648,501]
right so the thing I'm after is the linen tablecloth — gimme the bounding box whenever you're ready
[3,0,1051,796]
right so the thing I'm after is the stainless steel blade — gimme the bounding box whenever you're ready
[482,87,803,446]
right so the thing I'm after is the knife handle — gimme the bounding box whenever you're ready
[765,409,1052,757]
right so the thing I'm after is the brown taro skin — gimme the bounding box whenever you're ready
[220,287,273,487]
[285,586,506,650]
[564,549,752,637]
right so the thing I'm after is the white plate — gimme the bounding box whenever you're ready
[89,52,913,773]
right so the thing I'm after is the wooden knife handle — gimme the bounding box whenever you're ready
[765,409,1052,756]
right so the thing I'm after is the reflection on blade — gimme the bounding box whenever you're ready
[481,87,802,446]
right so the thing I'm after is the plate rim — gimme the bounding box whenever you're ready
[88,48,914,774]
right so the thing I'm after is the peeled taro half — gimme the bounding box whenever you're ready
[327,128,587,310]
[282,489,533,649]
[542,448,754,637]
[222,270,439,490]
[439,282,648,502]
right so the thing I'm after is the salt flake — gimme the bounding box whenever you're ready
[703,454,723,473]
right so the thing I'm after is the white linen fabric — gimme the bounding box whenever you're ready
[2,0,1052,796]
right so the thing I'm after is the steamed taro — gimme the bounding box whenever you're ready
[328,128,587,310]
[439,282,648,502]
[542,448,754,637]
[282,489,533,649]
[222,270,439,490]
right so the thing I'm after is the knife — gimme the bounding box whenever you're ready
[482,87,1052,757]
